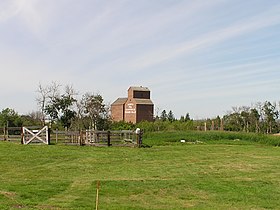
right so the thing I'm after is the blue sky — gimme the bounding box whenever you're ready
[0,0,280,119]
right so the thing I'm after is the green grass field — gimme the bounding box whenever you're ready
[0,131,280,209]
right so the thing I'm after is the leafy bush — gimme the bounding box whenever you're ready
[136,120,195,132]
[110,121,135,130]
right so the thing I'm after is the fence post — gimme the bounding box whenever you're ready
[96,133,99,143]
[107,131,111,146]
[135,128,142,147]
[6,123,9,141]
[79,130,83,146]
[56,129,58,144]
[47,127,51,145]
[21,127,24,144]
[3,126,6,141]
[138,130,143,148]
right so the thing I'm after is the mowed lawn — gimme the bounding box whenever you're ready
[0,139,280,209]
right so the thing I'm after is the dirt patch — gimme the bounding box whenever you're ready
[0,191,26,209]
[36,205,63,209]
[12,204,25,209]
[0,191,17,198]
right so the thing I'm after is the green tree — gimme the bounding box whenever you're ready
[0,108,22,127]
[179,115,185,122]
[160,110,167,121]
[179,113,191,122]
[262,101,279,133]
[44,85,77,129]
[240,106,250,132]
[81,93,109,130]
[36,81,61,125]
[185,113,191,121]
[110,121,134,130]
[223,112,243,131]
[167,110,175,122]
[213,116,221,130]
[249,108,260,133]
[21,112,42,126]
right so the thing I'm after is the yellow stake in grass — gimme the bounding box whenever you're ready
[96,181,100,210]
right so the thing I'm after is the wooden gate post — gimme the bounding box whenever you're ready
[79,130,83,146]
[21,127,24,144]
[135,128,142,147]
[6,123,9,141]
[3,126,6,141]
[55,129,58,144]
[107,131,111,147]
[48,127,51,145]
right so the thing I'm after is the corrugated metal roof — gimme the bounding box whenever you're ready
[128,86,150,92]
[111,98,127,105]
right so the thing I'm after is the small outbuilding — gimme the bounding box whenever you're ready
[111,86,154,124]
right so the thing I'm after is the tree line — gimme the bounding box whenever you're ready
[148,101,280,134]
[36,82,110,130]
[0,82,280,134]
[222,101,279,133]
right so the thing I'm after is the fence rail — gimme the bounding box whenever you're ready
[0,127,142,147]
[53,129,142,147]
[0,127,22,142]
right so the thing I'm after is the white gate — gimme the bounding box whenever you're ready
[22,126,49,145]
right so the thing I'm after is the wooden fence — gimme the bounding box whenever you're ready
[53,129,142,147]
[0,127,143,147]
[85,130,141,147]
[52,130,81,145]
[0,127,22,142]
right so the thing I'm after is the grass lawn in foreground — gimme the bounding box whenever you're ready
[0,136,280,209]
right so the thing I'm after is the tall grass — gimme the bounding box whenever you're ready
[143,130,280,146]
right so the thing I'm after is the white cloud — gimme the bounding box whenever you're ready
[119,6,280,71]
[0,0,24,22]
